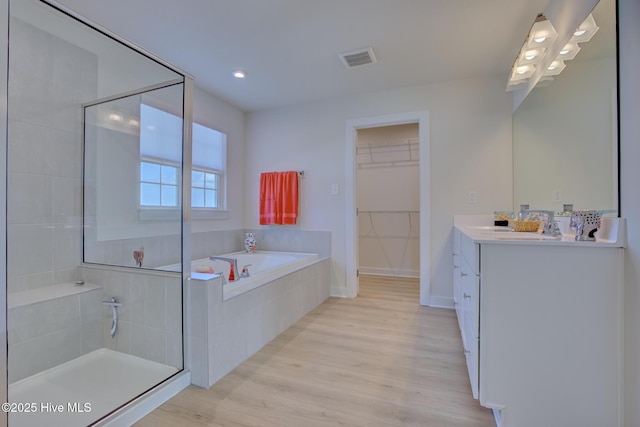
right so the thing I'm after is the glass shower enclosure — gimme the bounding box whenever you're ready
[3,0,192,425]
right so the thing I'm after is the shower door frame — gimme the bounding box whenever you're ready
[0,0,195,425]
[1,1,9,426]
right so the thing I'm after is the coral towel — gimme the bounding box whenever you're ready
[260,171,298,225]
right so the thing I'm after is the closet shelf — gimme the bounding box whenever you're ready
[357,138,419,168]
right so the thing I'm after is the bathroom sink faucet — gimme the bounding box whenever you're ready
[209,256,239,282]
[522,209,562,237]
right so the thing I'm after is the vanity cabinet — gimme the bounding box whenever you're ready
[453,230,480,399]
[453,220,624,427]
[452,228,462,331]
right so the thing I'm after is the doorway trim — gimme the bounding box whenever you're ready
[345,111,430,305]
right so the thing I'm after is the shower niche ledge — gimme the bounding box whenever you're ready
[8,282,102,309]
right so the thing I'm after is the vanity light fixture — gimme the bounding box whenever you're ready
[519,47,546,65]
[557,42,581,60]
[233,69,247,79]
[570,14,599,43]
[508,12,599,90]
[506,14,555,91]
[544,59,566,76]
[108,112,123,122]
[526,14,557,49]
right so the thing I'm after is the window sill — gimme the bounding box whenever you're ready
[138,208,229,221]
[192,208,229,220]
[139,207,180,221]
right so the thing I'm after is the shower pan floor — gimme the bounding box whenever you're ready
[8,348,179,427]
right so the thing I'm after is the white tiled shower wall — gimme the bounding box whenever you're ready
[7,17,99,382]
[7,16,95,294]
[81,265,183,370]
[6,17,183,383]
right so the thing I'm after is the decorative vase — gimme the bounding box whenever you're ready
[244,233,256,253]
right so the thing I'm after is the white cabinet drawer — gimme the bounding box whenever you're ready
[461,259,479,399]
[460,233,479,274]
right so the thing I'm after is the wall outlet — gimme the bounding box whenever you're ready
[467,191,478,204]
[552,189,562,202]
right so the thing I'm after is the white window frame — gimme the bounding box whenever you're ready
[138,157,181,220]
[191,121,228,220]
[191,167,223,209]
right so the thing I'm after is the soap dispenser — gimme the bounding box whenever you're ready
[518,204,529,221]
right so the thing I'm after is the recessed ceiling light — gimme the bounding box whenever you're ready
[233,70,247,79]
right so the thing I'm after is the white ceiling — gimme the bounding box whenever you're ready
[54,0,565,112]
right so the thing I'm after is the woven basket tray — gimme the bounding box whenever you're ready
[509,219,541,232]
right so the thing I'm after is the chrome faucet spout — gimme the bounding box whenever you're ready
[209,256,239,282]
[522,209,561,236]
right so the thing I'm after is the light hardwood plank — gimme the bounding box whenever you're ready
[135,274,495,426]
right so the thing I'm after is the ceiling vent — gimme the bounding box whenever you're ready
[339,47,377,68]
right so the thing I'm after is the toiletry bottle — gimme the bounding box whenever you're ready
[518,204,529,221]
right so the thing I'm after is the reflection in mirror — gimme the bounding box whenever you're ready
[84,82,184,270]
[513,0,617,216]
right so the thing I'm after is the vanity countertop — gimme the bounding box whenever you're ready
[454,214,626,248]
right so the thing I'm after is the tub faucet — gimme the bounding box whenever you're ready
[522,209,562,237]
[209,256,239,282]
[240,264,252,278]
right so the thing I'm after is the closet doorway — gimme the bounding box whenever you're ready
[357,124,420,279]
[345,111,430,305]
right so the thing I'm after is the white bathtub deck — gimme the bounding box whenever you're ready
[9,348,179,427]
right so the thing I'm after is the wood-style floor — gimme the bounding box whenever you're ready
[135,275,495,427]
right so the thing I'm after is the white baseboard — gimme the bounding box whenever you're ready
[428,296,455,309]
[331,286,353,298]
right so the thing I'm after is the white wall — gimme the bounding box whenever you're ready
[244,75,513,301]
[619,0,640,425]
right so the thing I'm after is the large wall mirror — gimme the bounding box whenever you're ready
[513,0,618,215]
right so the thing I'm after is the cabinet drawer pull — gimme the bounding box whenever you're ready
[464,349,471,354]
[454,265,459,269]
[464,293,472,299]
[460,272,467,277]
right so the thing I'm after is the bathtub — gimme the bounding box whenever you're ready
[165,250,321,300]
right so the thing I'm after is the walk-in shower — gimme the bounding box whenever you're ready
[4,0,191,425]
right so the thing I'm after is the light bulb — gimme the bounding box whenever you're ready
[533,36,546,43]
[574,29,587,36]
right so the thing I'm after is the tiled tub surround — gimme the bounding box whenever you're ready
[163,250,321,300]
[191,228,331,262]
[85,228,331,270]
[188,258,330,388]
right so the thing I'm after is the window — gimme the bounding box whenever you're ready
[191,122,226,211]
[140,161,179,207]
[192,169,220,208]
[139,104,227,215]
